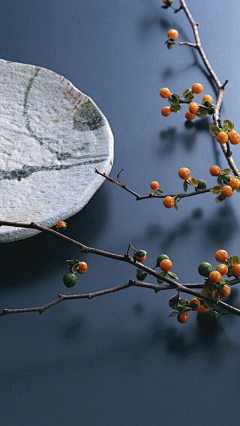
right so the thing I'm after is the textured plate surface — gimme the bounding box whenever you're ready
[0,59,114,242]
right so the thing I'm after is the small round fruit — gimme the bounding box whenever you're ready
[63,272,77,288]
[156,254,169,267]
[189,102,199,114]
[220,285,231,299]
[150,181,159,190]
[178,167,190,180]
[230,178,240,190]
[217,264,228,276]
[160,258,172,273]
[189,298,201,311]
[77,261,88,274]
[168,29,179,40]
[210,165,221,176]
[215,250,228,262]
[197,179,207,189]
[177,312,189,323]
[135,254,147,262]
[209,270,222,283]
[192,83,203,94]
[197,304,210,315]
[233,264,240,277]
[217,132,228,144]
[162,106,171,117]
[160,87,171,98]
[185,111,196,121]
[228,130,239,145]
[56,221,67,229]
[198,262,213,277]
[162,0,167,4]
[202,95,213,104]
[205,310,219,324]
[163,196,175,208]
[221,185,233,197]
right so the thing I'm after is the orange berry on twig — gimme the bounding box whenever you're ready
[178,167,190,180]
[160,258,172,272]
[221,185,233,197]
[77,261,88,274]
[185,111,196,121]
[209,165,221,176]
[189,103,199,114]
[150,181,159,190]
[160,88,171,98]
[197,304,210,315]
[217,264,228,276]
[217,132,228,144]
[163,196,175,208]
[168,29,179,40]
[162,107,171,117]
[192,83,203,94]
[209,271,222,283]
[202,95,213,103]
[233,264,240,277]
[230,178,240,189]
[56,221,67,229]
[215,250,228,262]
[220,285,231,299]
[189,298,201,311]
[177,312,189,323]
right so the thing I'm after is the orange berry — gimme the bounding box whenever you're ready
[189,102,199,114]
[209,165,221,176]
[202,95,213,104]
[160,258,172,273]
[220,285,231,299]
[177,312,189,323]
[217,264,228,276]
[162,106,171,117]
[221,185,233,197]
[77,261,88,274]
[197,304,210,315]
[215,250,228,262]
[162,0,167,4]
[150,181,159,190]
[56,221,67,229]
[228,130,239,145]
[168,29,179,40]
[230,178,240,189]
[163,196,175,209]
[192,83,203,95]
[135,254,147,262]
[160,87,171,98]
[217,132,228,144]
[233,264,240,276]
[185,110,196,121]
[228,130,239,144]
[209,270,222,283]
[189,298,201,311]
[178,167,190,180]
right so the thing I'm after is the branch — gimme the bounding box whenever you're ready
[95,168,211,201]
[179,0,240,177]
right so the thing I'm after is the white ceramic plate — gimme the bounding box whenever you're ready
[0,59,114,242]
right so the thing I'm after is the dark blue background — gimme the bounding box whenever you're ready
[1,1,240,425]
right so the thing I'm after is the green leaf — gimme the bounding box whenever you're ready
[174,194,180,201]
[215,292,220,304]
[231,255,240,266]
[183,180,188,193]
[167,42,175,50]
[197,109,208,118]
[222,123,229,133]
[185,93,195,102]
[161,5,169,8]
[182,89,192,97]
[221,168,232,175]
[167,271,179,280]
[187,177,198,187]
[236,188,240,193]
[169,312,179,317]
[223,119,234,131]
[215,195,226,203]
[174,203,179,211]
[217,282,224,291]
[209,125,220,137]
[135,250,147,257]
[204,279,213,293]
[168,94,180,105]
[170,104,181,113]
[217,176,224,187]
[210,186,222,195]
[204,300,216,310]
[157,188,165,194]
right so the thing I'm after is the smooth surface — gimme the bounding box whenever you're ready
[0,59,113,242]
[1,1,240,425]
